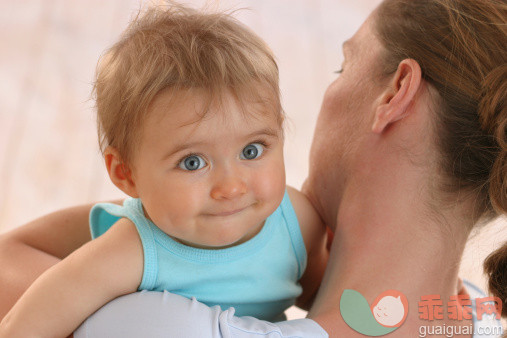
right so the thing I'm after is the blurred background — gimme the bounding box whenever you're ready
[0,0,505,321]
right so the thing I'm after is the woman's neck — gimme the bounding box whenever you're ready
[308,148,473,336]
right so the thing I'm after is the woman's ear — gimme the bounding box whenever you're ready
[372,59,422,133]
[104,146,139,198]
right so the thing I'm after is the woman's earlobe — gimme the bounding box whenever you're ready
[372,104,391,133]
[104,147,139,198]
[372,59,422,134]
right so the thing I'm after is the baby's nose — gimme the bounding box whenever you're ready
[210,174,247,200]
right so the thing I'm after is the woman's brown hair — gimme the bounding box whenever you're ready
[484,242,507,317]
[374,0,506,314]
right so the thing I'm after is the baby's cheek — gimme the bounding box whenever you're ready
[163,193,201,220]
[144,189,196,223]
[253,173,285,205]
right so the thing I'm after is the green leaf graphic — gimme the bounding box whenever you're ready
[340,289,398,336]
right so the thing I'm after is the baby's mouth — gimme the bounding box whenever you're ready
[206,206,248,217]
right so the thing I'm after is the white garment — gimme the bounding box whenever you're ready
[75,281,503,338]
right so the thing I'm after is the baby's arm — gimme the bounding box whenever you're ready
[287,186,329,311]
[0,218,143,338]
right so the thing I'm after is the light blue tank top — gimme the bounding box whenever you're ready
[90,190,307,321]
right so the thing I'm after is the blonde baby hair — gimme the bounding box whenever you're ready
[93,2,282,166]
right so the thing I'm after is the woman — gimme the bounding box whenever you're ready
[304,0,506,335]
[0,0,505,336]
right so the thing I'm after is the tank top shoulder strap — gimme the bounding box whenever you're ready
[89,198,158,290]
[278,190,307,279]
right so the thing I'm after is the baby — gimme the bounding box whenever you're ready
[0,4,328,337]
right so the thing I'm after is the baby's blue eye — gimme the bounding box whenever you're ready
[179,155,206,171]
[240,143,264,160]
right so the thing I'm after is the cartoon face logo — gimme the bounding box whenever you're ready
[340,289,409,336]
[372,295,405,326]
[371,290,408,328]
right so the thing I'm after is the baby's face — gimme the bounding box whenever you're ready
[129,87,285,249]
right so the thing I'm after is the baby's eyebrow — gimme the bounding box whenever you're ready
[161,141,207,161]
[246,127,280,139]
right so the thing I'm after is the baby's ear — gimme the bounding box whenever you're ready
[104,146,139,198]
